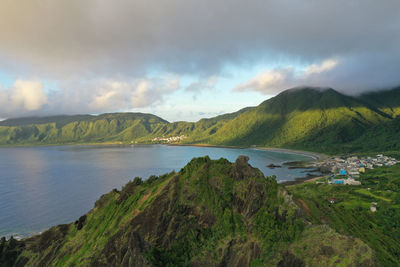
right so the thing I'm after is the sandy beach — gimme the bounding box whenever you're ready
[168,144,328,161]
[251,147,328,161]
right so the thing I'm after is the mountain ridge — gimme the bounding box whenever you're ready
[0,86,399,153]
[0,156,377,266]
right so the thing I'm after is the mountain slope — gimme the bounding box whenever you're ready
[195,87,393,152]
[0,86,399,153]
[0,156,375,266]
[358,86,400,117]
[0,113,169,145]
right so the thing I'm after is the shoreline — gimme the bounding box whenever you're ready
[0,142,325,239]
[169,143,327,161]
[251,147,328,161]
[167,143,248,149]
[0,142,328,161]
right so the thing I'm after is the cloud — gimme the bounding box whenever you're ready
[305,59,338,75]
[234,59,341,94]
[184,76,218,100]
[88,77,179,111]
[185,76,218,93]
[0,0,399,120]
[234,68,295,94]
[0,77,180,117]
[0,0,398,93]
[0,80,48,116]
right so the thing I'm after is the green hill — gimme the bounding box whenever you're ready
[0,86,399,154]
[0,156,376,266]
[0,113,169,145]
[185,87,398,153]
[288,163,400,266]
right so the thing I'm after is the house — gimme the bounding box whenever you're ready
[370,202,378,212]
[333,179,344,184]
[328,198,336,204]
[344,178,361,185]
[349,170,360,176]
[359,167,366,173]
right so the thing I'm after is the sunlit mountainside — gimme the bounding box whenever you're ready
[1,86,399,154]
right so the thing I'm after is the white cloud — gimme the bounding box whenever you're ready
[58,76,180,113]
[234,68,295,94]
[305,59,338,75]
[0,76,180,118]
[11,80,48,111]
[234,59,340,94]
[0,79,48,116]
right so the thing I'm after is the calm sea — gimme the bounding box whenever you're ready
[0,144,312,238]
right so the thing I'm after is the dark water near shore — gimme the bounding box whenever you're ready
[0,144,312,238]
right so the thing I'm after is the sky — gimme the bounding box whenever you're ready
[0,0,399,121]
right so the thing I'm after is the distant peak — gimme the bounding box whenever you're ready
[282,86,336,94]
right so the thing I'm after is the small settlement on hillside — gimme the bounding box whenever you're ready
[151,135,186,143]
[314,154,399,186]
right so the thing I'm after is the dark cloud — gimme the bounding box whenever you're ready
[0,0,398,105]
[0,1,399,83]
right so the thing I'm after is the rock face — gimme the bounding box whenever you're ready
[0,156,377,266]
[231,155,263,180]
[267,164,282,169]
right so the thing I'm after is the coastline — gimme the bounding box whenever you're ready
[0,142,325,239]
[0,141,328,161]
[169,143,328,161]
[166,143,248,149]
[251,147,328,161]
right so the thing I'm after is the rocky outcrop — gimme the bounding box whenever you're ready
[230,155,263,181]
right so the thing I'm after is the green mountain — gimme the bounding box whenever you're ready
[0,113,168,145]
[1,86,400,153]
[197,87,398,153]
[0,156,376,266]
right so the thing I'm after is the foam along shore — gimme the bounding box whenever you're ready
[252,147,328,161]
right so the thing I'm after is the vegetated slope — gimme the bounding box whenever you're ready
[1,86,400,154]
[0,115,95,127]
[152,107,255,141]
[350,116,400,152]
[287,163,400,266]
[0,113,169,145]
[358,86,400,117]
[0,157,375,266]
[195,87,397,153]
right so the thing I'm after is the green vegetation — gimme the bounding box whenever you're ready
[0,156,376,266]
[287,163,400,266]
[288,225,375,266]
[0,87,400,154]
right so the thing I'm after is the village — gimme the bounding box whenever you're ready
[151,135,187,143]
[314,154,400,186]
[310,154,400,213]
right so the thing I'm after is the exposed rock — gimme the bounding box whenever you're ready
[267,163,282,168]
[74,214,87,230]
[230,155,263,180]
[277,251,305,267]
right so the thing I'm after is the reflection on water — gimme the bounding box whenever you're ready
[0,145,312,238]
